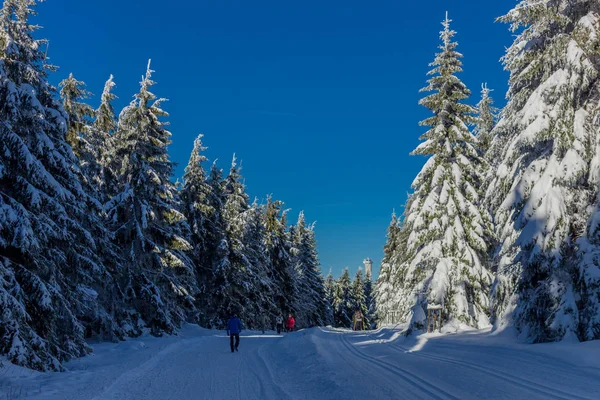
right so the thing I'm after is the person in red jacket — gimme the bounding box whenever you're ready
[286,313,295,332]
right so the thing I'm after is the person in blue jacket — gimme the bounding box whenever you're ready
[226,312,243,352]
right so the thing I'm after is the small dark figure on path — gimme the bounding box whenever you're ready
[261,313,269,334]
[353,310,364,331]
[285,313,295,333]
[227,312,242,352]
[276,313,284,334]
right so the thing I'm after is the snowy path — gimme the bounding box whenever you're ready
[2,325,600,400]
[334,329,600,400]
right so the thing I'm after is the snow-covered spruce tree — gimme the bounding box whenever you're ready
[304,219,328,326]
[286,223,300,314]
[56,72,125,348]
[265,197,297,315]
[333,268,353,328]
[0,0,121,370]
[486,0,600,342]
[363,268,376,329]
[181,135,216,305]
[218,155,251,318]
[198,160,230,326]
[394,14,493,332]
[222,155,249,237]
[323,270,335,326]
[240,201,278,324]
[105,61,198,336]
[59,73,108,199]
[291,211,327,327]
[390,204,415,291]
[375,212,401,322]
[203,154,263,326]
[92,75,118,200]
[95,75,117,139]
[59,73,94,154]
[375,201,418,326]
[474,83,498,154]
[351,268,369,329]
[288,222,305,324]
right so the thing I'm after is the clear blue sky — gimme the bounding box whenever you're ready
[38,0,514,278]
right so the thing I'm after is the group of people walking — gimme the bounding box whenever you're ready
[226,312,296,353]
[227,310,368,352]
[275,313,296,334]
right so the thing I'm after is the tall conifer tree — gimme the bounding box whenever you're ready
[333,268,353,328]
[390,14,493,331]
[292,212,327,327]
[241,201,278,322]
[474,83,498,154]
[59,73,109,198]
[105,61,198,335]
[59,73,94,153]
[323,270,336,326]
[351,268,369,329]
[219,156,250,317]
[375,212,401,321]
[364,268,376,329]
[93,75,118,199]
[265,197,297,315]
[181,135,214,292]
[486,0,600,342]
[0,0,117,370]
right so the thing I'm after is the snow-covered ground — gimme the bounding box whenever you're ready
[1,325,599,400]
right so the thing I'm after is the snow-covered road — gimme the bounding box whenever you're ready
[2,325,600,400]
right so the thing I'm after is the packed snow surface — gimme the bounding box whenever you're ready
[1,325,599,400]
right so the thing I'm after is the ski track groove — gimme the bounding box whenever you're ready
[389,342,594,400]
[207,353,214,400]
[236,351,243,400]
[239,349,268,399]
[337,331,459,400]
[243,352,267,399]
[255,341,295,399]
[87,339,187,400]
[430,341,597,375]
